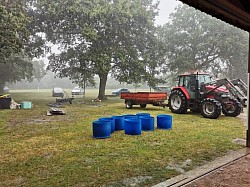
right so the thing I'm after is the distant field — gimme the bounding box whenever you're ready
[9,88,151,96]
[0,89,245,186]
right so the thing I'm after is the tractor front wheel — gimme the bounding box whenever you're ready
[222,98,242,117]
[201,98,222,119]
[168,90,187,114]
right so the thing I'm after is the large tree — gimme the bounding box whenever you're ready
[0,0,33,91]
[0,54,33,92]
[160,5,248,82]
[30,0,164,99]
[0,0,48,93]
[0,0,30,63]
[218,27,248,82]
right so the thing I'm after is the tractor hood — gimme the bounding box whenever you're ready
[205,85,229,93]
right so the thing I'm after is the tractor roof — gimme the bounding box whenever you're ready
[178,72,210,76]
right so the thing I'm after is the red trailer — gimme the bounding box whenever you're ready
[120,92,168,109]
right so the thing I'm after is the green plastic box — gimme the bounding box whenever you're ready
[21,101,32,109]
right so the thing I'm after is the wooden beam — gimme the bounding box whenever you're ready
[247,32,250,147]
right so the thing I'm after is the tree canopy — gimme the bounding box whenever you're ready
[30,0,164,99]
[0,0,47,92]
[0,54,33,92]
[0,0,31,91]
[0,0,30,63]
[2,1,248,94]
[159,5,248,82]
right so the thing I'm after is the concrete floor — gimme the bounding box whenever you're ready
[153,148,250,187]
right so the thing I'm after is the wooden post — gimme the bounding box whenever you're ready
[247,33,250,147]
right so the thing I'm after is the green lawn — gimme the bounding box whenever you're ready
[0,89,246,186]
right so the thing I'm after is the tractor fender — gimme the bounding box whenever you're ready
[171,87,190,99]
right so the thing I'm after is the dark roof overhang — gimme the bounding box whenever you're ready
[179,0,250,32]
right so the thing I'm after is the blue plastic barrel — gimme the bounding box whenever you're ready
[99,117,115,133]
[123,114,138,119]
[140,116,154,131]
[92,120,111,139]
[113,115,125,130]
[124,118,141,135]
[136,113,150,118]
[157,114,172,129]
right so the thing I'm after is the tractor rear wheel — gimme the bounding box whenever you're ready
[201,98,222,119]
[222,98,242,117]
[168,90,187,114]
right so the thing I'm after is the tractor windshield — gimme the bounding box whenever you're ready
[198,74,213,84]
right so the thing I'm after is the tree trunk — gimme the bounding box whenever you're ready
[0,81,5,95]
[83,78,86,98]
[98,73,108,100]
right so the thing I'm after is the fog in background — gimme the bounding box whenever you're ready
[156,0,181,25]
[9,0,182,90]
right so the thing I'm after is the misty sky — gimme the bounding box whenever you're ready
[40,0,182,63]
[155,0,182,25]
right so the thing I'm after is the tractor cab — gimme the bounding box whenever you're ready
[177,73,213,98]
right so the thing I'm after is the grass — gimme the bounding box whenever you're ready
[0,89,246,186]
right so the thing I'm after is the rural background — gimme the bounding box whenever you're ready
[0,0,249,186]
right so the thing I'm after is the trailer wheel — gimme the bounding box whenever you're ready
[222,98,242,117]
[140,104,147,108]
[168,90,187,114]
[201,98,221,119]
[125,101,133,109]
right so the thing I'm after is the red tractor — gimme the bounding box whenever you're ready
[168,72,246,119]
